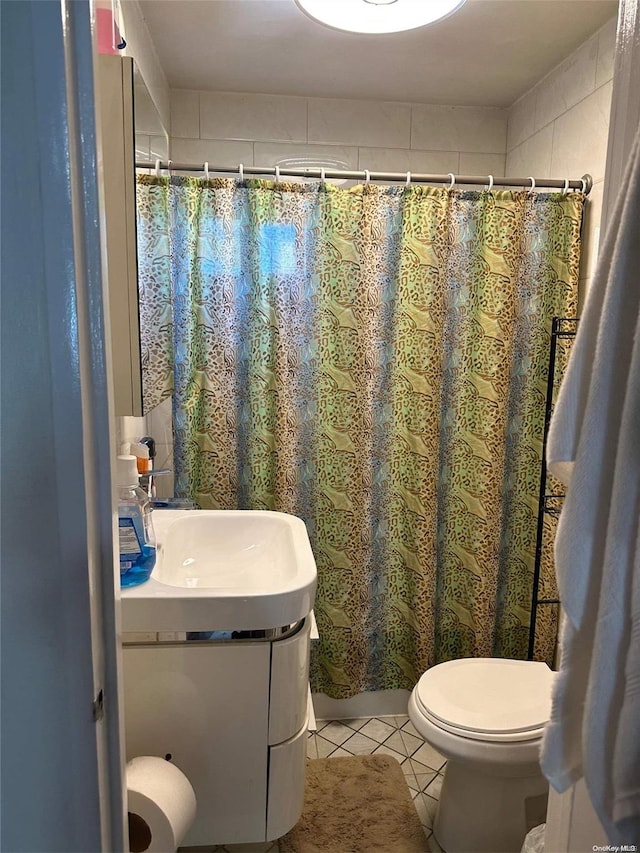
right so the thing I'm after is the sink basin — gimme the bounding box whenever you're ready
[121,510,317,632]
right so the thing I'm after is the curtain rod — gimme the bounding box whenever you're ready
[135,161,593,194]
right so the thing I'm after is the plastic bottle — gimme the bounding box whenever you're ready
[116,454,156,587]
[130,442,152,475]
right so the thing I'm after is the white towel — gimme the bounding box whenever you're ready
[540,123,640,845]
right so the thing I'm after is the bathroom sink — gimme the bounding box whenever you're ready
[121,510,317,632]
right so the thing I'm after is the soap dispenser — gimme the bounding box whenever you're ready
[116,454,156,587]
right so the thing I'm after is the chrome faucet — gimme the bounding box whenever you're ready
[138,435,171,497]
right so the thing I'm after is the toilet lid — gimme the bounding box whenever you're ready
[415,659,554,740]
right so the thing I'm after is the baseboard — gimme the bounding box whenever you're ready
[311,689,412,721]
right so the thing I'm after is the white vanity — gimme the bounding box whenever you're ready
[120,510,317,846]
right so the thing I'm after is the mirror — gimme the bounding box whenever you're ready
[133,63,168,165]
[132,64,169,422]
[94,54,169,418]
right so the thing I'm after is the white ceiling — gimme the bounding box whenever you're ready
[139,0,618,108]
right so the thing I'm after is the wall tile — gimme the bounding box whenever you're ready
[308,98,411,148]
[596,15,617,88]
[253,142,359,186]
[135,133,150,161]
[200,92,307,143]
[170,137,254,174]
[505,124,553,180]
[153,468,174,500]
[121,0,170,129]
[358,147,458,177]
[254,141,359,171]
[146,397,173,447]
[149,135,168,162]
[144,397,175,498]
[117,415,146,452]
[507,89,536,152]
[134,91,166,136]
[134,136,168,172]
[459,152,506,178]
[577,275,591,316]
[534,35,598,132]
[550,81,613,183]
[411,105,507,154]
[170,90,199,139]
[580,178,604,283]
[152,442,173,471]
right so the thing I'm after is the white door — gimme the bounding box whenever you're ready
[1,1,125,850]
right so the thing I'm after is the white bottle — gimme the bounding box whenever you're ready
[116,455,156,587]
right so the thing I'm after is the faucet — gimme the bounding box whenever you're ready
[138,436,171,497]
[136,436,195,507]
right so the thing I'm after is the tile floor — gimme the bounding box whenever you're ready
[199,715,446,853]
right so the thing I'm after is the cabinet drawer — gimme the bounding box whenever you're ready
[269,618,310,745]
[266,721,307,841]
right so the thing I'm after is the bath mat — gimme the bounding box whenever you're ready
[278,754,430,853]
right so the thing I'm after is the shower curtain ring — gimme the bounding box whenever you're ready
[204,162,210,180]
[275,165,280,183]
[562,178,570,194]
[238,163,244,183]
[364,169,371,185]
[486,175,494,191]
[320,167,325,187]
[155,159,161,178]
[447,173,455,190]
[528,176,536,192]
[406,171,411,186]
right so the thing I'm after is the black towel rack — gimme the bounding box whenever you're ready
[527,317,579,662]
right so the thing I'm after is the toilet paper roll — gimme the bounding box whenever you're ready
[126,756,197,853]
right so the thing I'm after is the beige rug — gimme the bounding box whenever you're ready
[279,754,430,853]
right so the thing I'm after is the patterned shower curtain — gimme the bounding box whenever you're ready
[136,175,583,698]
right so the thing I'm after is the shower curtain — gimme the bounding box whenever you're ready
[136,175,583,698]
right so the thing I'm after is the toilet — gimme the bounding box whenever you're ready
[408,658,554,853]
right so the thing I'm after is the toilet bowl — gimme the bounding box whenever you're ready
[408,658,554,853]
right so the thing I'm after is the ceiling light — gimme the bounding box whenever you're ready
[294,0,468,34]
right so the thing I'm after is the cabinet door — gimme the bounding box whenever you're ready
[123,642,270,846]
[269,619,310,745]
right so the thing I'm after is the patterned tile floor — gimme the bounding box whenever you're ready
[197,715,446,853]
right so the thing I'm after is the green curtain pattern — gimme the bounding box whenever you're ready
[136,175,582,698]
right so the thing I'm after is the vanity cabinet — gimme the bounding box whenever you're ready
[122,617,311,846]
